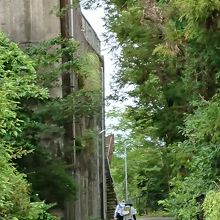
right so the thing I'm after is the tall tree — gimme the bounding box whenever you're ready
[102,0,220,218]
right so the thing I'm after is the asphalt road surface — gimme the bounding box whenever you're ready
[137,217,173,220]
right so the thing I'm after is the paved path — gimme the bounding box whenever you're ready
[137,217,173,220]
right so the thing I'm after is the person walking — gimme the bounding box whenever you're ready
[114,200,125,220]
[123,201,137,220]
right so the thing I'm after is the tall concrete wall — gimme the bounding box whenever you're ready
[68,6,106,220]
[0,1,106,220]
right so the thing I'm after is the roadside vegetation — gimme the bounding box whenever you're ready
[0,29,101,219]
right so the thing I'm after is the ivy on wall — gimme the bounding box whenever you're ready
[0,27,102,217]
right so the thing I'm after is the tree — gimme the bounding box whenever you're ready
[0,32,57,219]
[105,0,220,218]
[12,36,102,206]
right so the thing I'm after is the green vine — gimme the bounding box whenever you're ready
[0,32,57,220]
[17,36,102,207]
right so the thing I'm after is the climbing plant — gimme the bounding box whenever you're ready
[0,32,58,219]
[0,25,102,216]
[13,36,102,206]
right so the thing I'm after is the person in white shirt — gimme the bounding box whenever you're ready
[114,200,125,220]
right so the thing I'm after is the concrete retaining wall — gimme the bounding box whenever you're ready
[0,1,105,219]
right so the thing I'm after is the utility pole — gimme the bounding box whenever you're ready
[101,66,106,220]
[124,144,128,201]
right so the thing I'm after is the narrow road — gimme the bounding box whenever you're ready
[137,217,173,220]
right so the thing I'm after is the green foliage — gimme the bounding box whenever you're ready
[18,147,77,205]
[82,52,102,91]
[0,32,47,138]
[162,144,218,219]
[25,37,101,120]
[203,190,220,220]
[161,96,220,219]
[0,145,57,220]
[106,0,220,218]
[110,111,170,212]
[81,0,103,9]
[0,32,47,99]
[25,36,81,88]
[50,1,81,18]
[0,30,100,217]
[172,0,220,39]
[0,32,57,219]
[0,29,102,218]
[26,36,102,90]
[75,129,96,151]
[0,144,30,219]
[34,89,101,125]
[14,36,101,207]
[111,135,170,212]
[26,202,58,220]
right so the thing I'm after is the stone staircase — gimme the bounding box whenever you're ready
[106,159,117,220]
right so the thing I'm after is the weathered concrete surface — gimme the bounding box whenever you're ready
[0,0,60,42]
[67,6,105,220]
[82,15,101,54]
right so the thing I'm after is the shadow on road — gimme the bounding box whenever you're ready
[137,217,174,220]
